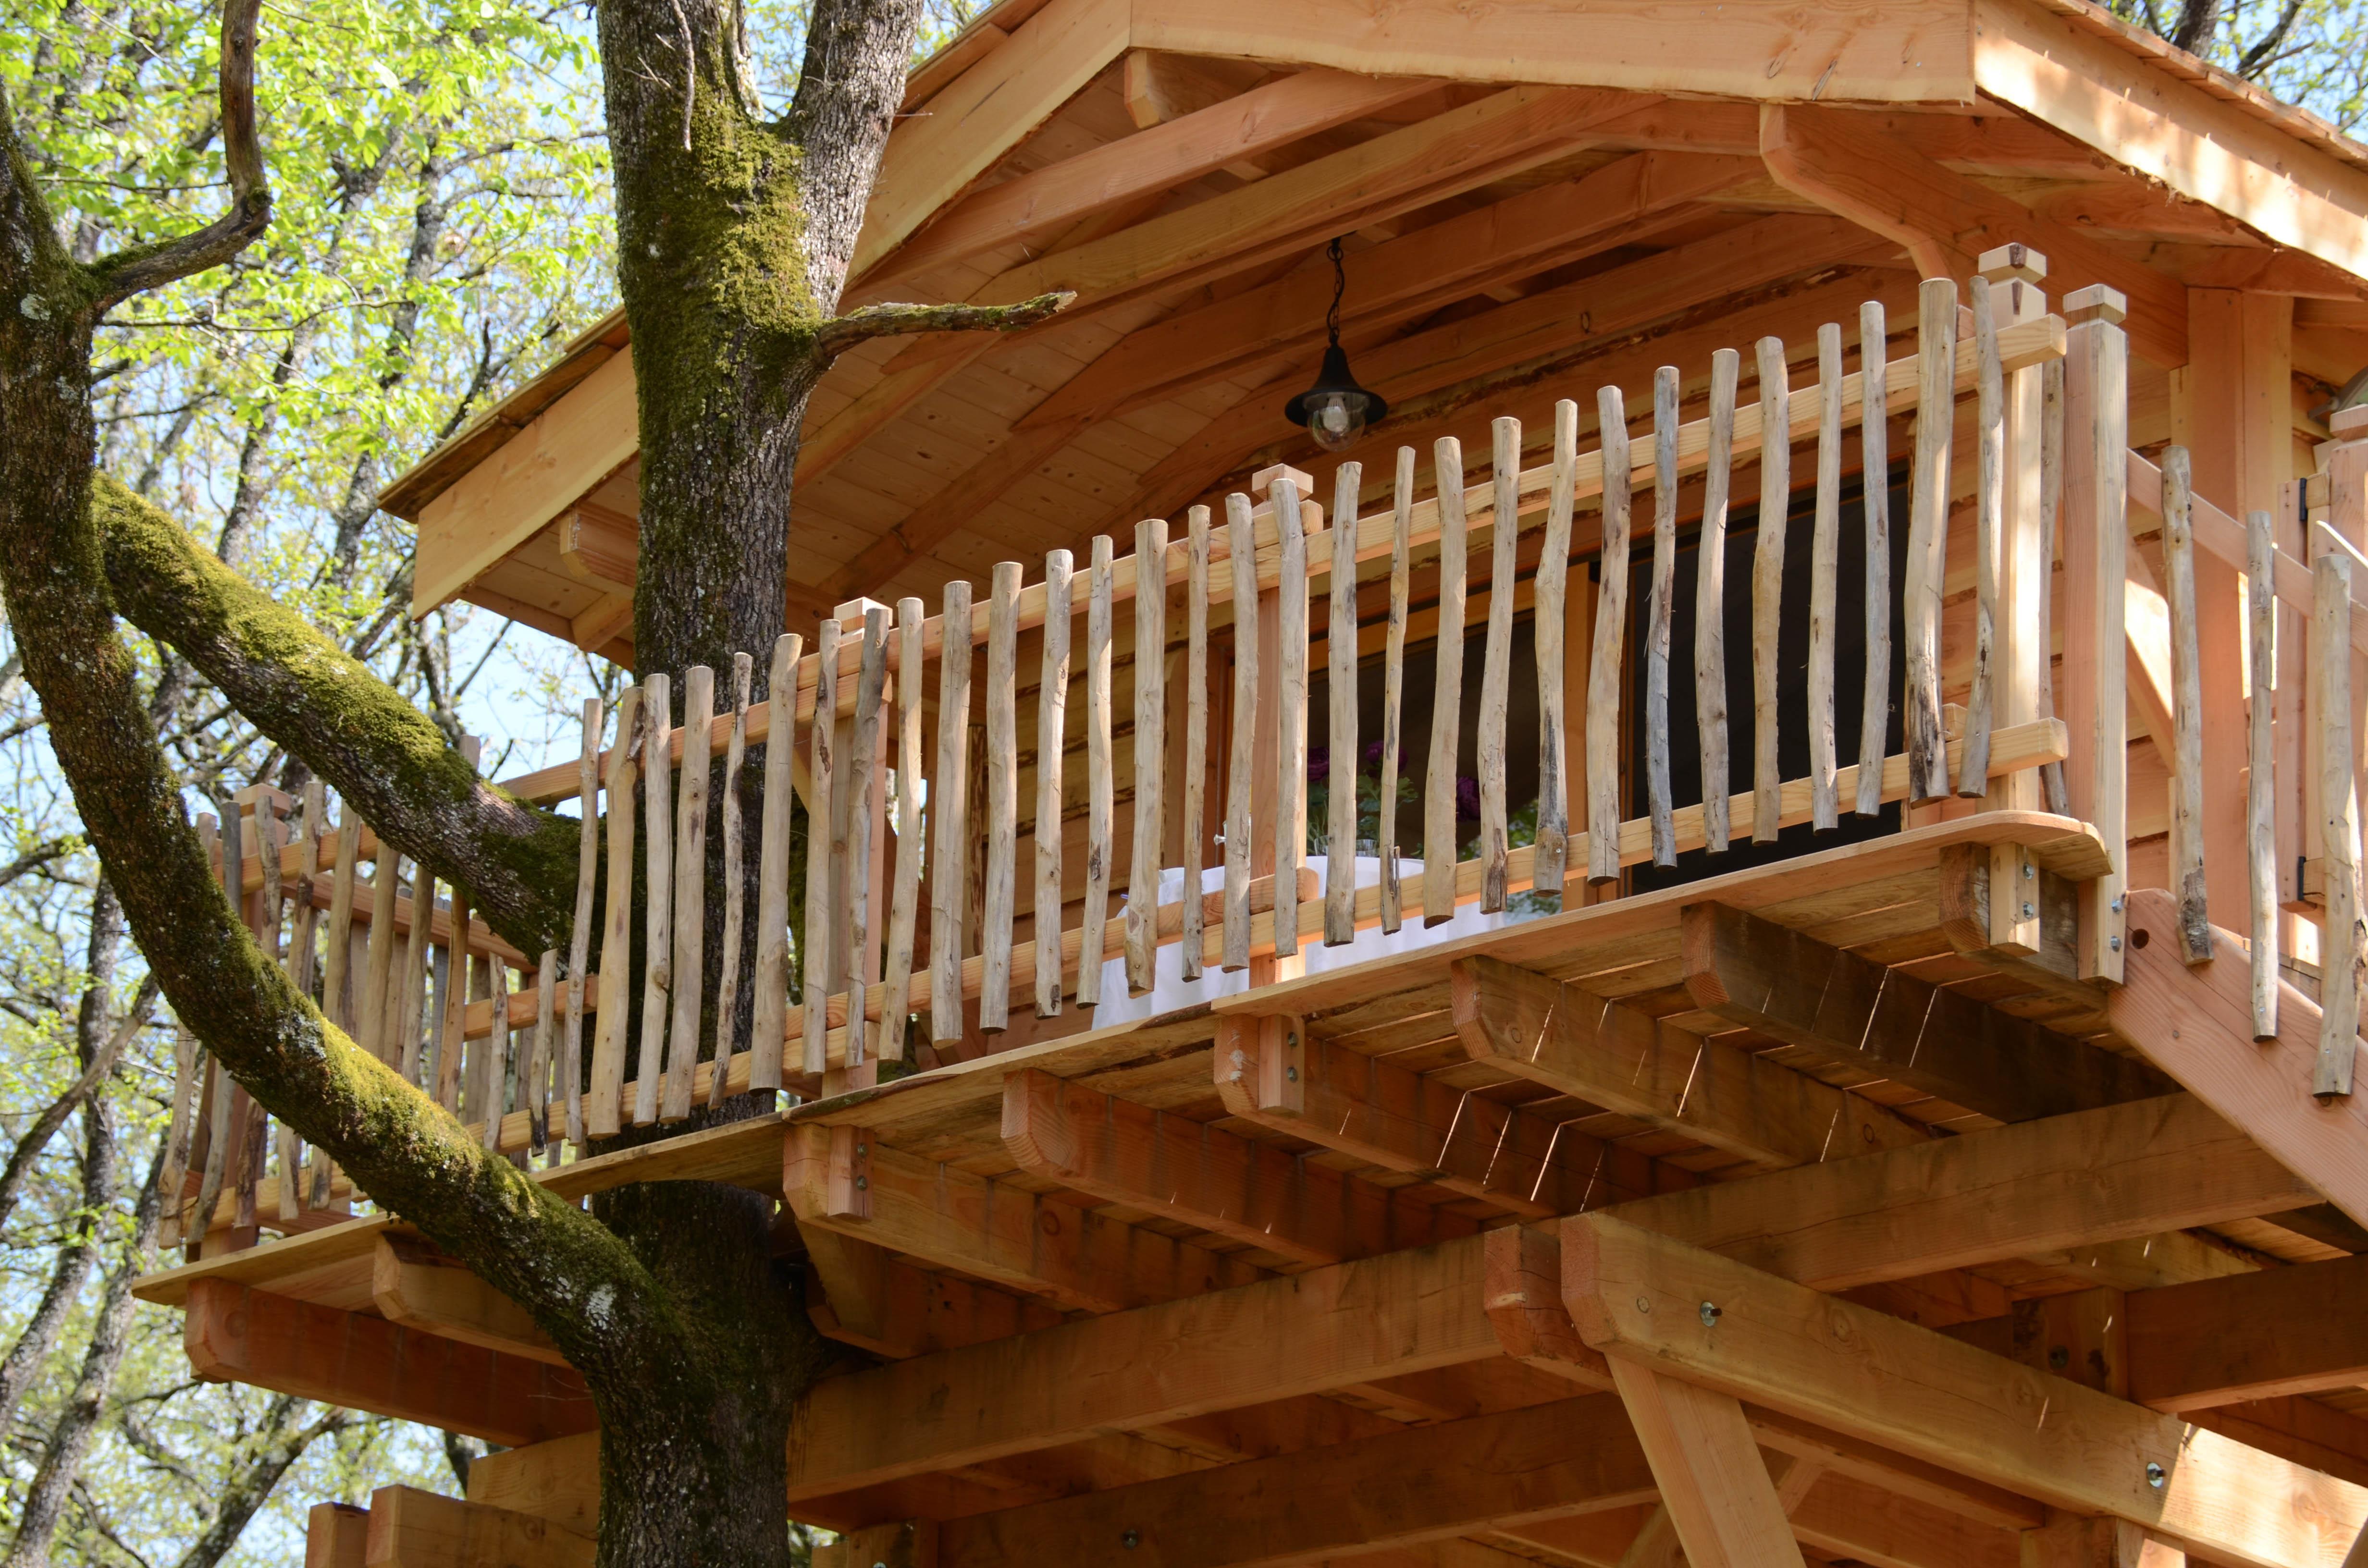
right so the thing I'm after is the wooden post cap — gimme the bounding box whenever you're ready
[2332,404,2368,437]
[832,594,893,621]
[2063,284,2128,326]
[1977,243,2047,284]
[1252,462,1315,498]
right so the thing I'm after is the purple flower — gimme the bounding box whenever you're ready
[1307,745,1330,782]
[1361,738,1384,767]
[1455,775,1481,818]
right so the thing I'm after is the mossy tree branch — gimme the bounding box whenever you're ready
[811,289,1074,361]
[91,475,581,957]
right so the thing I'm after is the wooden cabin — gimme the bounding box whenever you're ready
[135,0,2368,1563]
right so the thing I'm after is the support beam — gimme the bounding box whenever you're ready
[2126,1253,2368,1412]
[372,1233,564,1366]
[1129,0,1975,102]
[784,1123,1264,1313]
[182,1279,595,1448]
[1000,1068,1475,1264]
[933,1395,1660,1568]
[1593,1091,2316,1292]
[1563,1213,2368,1568]
[1759,101,2187,367]
[802,1227,1063,1358]
[307,1502,369,1568]
[2109,887,2368,1229]
[1609,1360,1807,1568]
[1449,955,1930,1169]
[363,1486,592,1568]
[2023,1515,2188,1568]
[783,1233,1500,1499]
[814,1520,937,1568]
[466,1433,600,1536]
[1212,1016,1688,1219]
[1678,901,2169,1122]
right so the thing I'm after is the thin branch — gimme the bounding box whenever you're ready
[810,289,1073,361]
[82,0,272,312]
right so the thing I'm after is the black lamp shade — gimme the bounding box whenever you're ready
[1284,342,1387,427]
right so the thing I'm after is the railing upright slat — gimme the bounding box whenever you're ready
[2319,547,2362,1097]
[2246,511,2280,1043]
[1961,277,2003,796]
[712,653,752,1098]
[1078,537,1116,1004]
[665,663,715,1120]
[1223,494,1258,970]
[565,696,600,1138]
[1036,553,1073,1013]
[928,591,970,1042]
[1325,469,1361,946]
[395,862,431,1087]
[878,606,925,1064]
[1273,478,1308,955]
[480,955,510,1147]
[359,833,398,1065]
[751,639,798,1091]
[2038,355,2071,815]
[2160,449,2214,964]
[1904,278,1957,806]
[1809,322,1843,832]
[1425,439,1468,925]
[1182,515,1209,978]
[1587,389,1628,885]
[633,674,673,1124]
[1378,451,1412,932]
[1856,301,1892,817]
[325,791,360,1033]
[530,950,557,1149]
[2059,284,2129,982]
[1648,366,1679,865]
[845,610,890,1067]
[1480,419,1520,910]
[806,625,841,1066]
[1698,349,1738,853]
[1538,400,1578,896]
[1130,519,1171,984]
[1752,336,1789,844]
[983,565,1022,1028]
[589,686,639,1132]
[439,880,471,1114]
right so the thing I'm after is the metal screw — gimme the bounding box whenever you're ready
[2146,1462,2166,1490]
[1285,1065,1299,1082]
[2111,895,2125,913]
[1122,1529,1142,1549]
[2048,1346,2070,1371]
[2110,935,2122,951]
[1635,1295,1652,1314]
[854,1175,868,1190]
[1699,1300,1722,1327]
[2021,902,2035,918]
[2023,863,2035,880]
[855,1143,867,1156]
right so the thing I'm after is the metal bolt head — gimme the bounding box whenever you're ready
[1285,1064,1299,1082]
[2111,895,2125,913]
[2146,1462,2166,1490]
[1635,1295,1652,1314]
[2023,862,2035,880]
[1122,1529,1142,1549]
[854,1175,868,1190]
[855,1142,867,1156]
[2110,934,2123,951]
[2021,902,2035,918]
[1699,1300,1722,1327]
[2048,1346,2070,1371]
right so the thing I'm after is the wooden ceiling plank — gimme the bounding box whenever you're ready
[1760,102,2190,368]
[999,1067,1477,1264]
[1449,954,1929,1170]
[1563,1213,2368,1568]
[1607,1359,1808,1568]
[182,1278,596,1448]
[1127,0,1976,105]
[1677,900,2168,1123]
[1592,1090,2317,1294]
[2109,887,2368,1230]
[864,68,1444,292]
[1974,0,2368,284]
[851,0,1131,278]
[932,1394,1660,1568]
[977,86,1656,311]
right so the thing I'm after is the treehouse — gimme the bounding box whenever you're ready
[129,0,2368,1563]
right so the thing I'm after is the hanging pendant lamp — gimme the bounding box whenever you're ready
[1283,237,1387,453]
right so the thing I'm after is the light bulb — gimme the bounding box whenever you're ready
[1306,391,1367,453]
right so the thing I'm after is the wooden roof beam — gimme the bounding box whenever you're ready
[1449,955,1931,1171]
[1974,0,2368,286]
[859,67,1444,293]
[1678,900,2171,1123]
[2109,887,2368,1229]
[182,1278,596,1448]
[1760,101,2191,368]
[999,1067,1478,1266]
[1563,1213,2368,1568]
[1608,1360,1808,1568]
[2119,1251,2368,1413]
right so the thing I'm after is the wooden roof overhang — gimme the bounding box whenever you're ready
[376,0,2368,670]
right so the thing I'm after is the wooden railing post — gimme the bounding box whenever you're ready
[828,596,893,1093]
[1248,464,1314,983]
[1979,245,2048,818]
[2059,284,2130,983]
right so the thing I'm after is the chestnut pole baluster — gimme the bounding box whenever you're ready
[1036,554,1074,1012]
[1537,402,1578,896]
[1588,389,1630,884]
[1698,348,1739,852]
[1751,336,1788,844]
[879,605,925,1062]
[1648,366,1680,866]
[1424,439,1468,924]
[983,566,1022,1027]
[1223,497,1258,969]
[1079,537,1117,1004]
[1808,322,1844,831]
[804,625,840,1070]
[1325,469,1362,946]
[712,652,754,1102]
[1128,521,1170,988]
[1379,450,1413,932]
[928,591,971,1042]
[1181,518,1209,978]
[1856,301,1893,816]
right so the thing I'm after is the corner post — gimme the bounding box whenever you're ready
[2059,286,2129,983]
